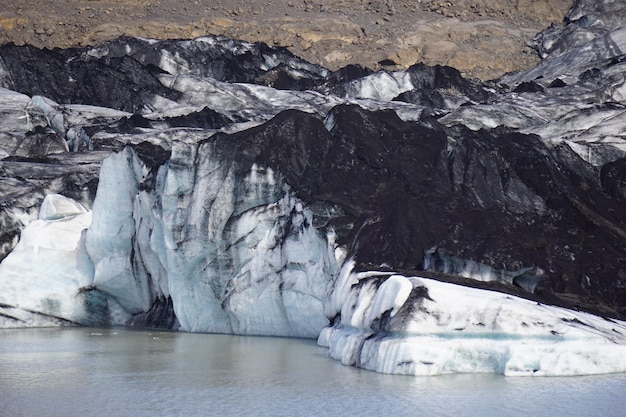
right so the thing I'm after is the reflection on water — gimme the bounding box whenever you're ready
[1,327,625,417]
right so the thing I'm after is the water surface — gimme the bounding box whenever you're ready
[0,327,623,416]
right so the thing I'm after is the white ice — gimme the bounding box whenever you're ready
[75,143,336,337]
[0,194,95,327]
[319,263,626,376]
[157,141,336,336]
[86,147,153,315]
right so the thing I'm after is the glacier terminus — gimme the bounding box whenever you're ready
[1,0,626,376]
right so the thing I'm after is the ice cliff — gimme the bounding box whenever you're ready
[1,0,626,375]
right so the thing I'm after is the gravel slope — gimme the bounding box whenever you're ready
[0,0,572,80]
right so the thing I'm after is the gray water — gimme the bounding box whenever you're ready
[0,327,624,417]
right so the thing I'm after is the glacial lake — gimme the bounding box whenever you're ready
[1,327,624,417]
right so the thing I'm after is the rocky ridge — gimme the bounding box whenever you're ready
[0,0,573,80]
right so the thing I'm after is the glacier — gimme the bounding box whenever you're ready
[1,0,626,376]
[320,261,626,376]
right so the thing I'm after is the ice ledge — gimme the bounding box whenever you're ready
[319,265,626,376]
[318,325,626,376]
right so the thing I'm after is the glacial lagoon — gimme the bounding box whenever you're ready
[1,327,624,417]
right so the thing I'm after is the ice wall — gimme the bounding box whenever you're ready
[80,142,336,337]
[156,139,336,336]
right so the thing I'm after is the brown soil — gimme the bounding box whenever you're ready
[0,0,572,80]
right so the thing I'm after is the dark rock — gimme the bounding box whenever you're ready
[601,158,626,203]
[547,78,567,88]
[126,295,180,330]
[0,44,181,112]
[326,64,374,85]
[163,107,233,130]
[514,81,545,93]
[393,63,491,108]
[206,104,626,318]
[132,141,171,169]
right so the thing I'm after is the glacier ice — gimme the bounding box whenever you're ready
[1,0,626,377]
[155,141,336,336]
[0,194,96,327]
[81,140,336,337]
[0,145,337,337]
[319,263,626,376]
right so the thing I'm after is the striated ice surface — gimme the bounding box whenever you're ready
[332,71,416,101]
[319,262,626,376]
[0,146,336,337]
[85,147,153,315]
[81,142,335,337]
[155,141,336,336]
